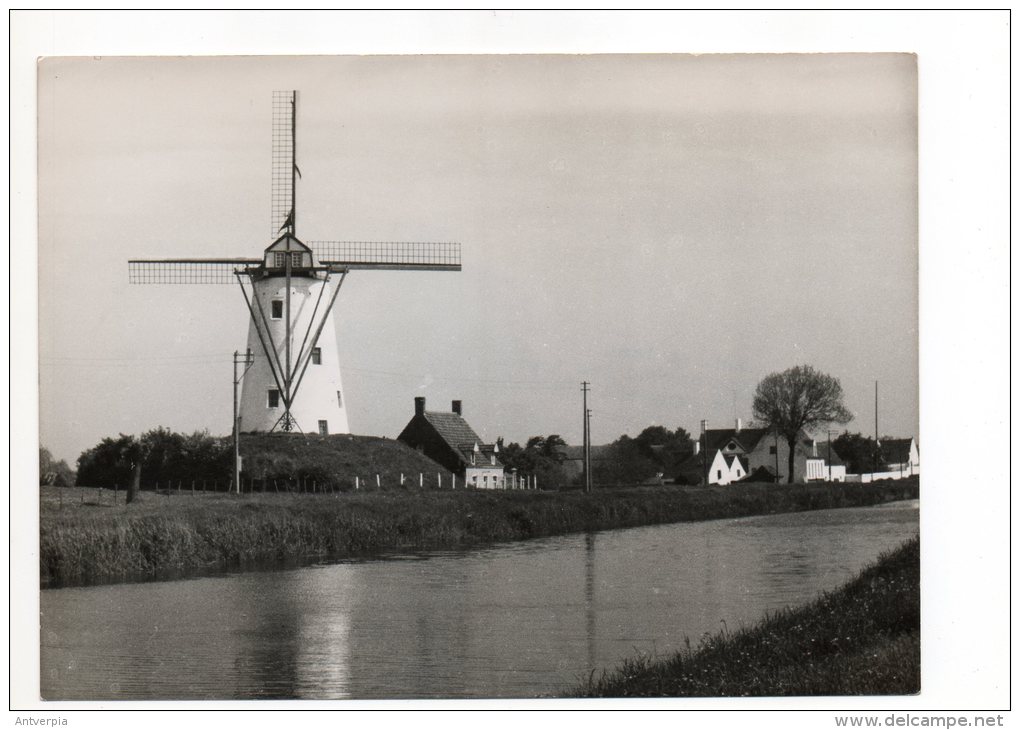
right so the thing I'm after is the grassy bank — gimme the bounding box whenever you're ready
[40,478,918,588]
[575,536,920,697]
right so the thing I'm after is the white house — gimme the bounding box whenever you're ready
[707,449,747,486]
[880,438,921,478]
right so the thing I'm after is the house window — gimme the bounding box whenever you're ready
[336,390,343,407]
[318,420,328,435]
[271,300,283,319]
[267,389,280,408]
[717,470,722,480]
[311,347,321,365]
[727,442,737,450]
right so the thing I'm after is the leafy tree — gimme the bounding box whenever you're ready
[832,432,887,475]
[633,425,696,480]
[752,365,853,483]
[593,434,660,486]
[499,435,568,488]
[39,446,75,487]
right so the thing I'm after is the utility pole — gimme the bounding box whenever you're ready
[233,350,255,494]
[827,429,838,482]
[586,407,593,493]
[874,380,879,478]
[581,381,590,493]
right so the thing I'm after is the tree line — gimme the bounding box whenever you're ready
[74,428,231,489]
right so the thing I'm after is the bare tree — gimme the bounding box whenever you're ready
[752,365,853,483]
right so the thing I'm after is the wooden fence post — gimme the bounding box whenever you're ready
[419,473,423,488]
[376,474,381,489]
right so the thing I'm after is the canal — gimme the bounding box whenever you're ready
[41,499,919,699]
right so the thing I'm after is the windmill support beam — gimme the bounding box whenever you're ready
[235,273,290,416]
[291,269,330,380]
[287,271,347,408]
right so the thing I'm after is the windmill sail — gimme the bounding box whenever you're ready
[128,259,259,284]
[271,90,297,237]
[310,241,461,270]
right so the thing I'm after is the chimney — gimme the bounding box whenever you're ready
[414,396,426,417]
[693,441,700,456]
[700,419,708,434]
[452,400,462,416]
[735,418,742,433]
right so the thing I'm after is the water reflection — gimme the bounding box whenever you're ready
[41,500,918,699]
[585,531,596,675]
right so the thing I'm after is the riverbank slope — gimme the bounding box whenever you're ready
[41,478,918,588]
[575,536,920,697]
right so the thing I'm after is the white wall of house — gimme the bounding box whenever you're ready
[465,467,504,489]
[827,465,847,482]
[707,450,745,485]
[805,458,826,481]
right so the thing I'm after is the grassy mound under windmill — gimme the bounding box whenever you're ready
[237,432,455,492]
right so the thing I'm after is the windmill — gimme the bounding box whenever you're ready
[129,90,461,439]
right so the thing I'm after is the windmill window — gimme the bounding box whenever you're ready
[336,390,343,407]
[769,446,777,455]
[727,442,737,450]
[291,252,303,268]
[267,389,280,408]
[318,420,328,435]
[271,300,283,319]
[274,252,286,268]
[311,347,321,365]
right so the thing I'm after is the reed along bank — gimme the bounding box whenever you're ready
[575,536,920,697]
[40,478,918,588]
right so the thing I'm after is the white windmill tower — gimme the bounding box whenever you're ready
[129,91,461,439]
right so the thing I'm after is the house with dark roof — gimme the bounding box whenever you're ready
[879,437,920,477]
[682,419,845,485]
[397,397,505,489]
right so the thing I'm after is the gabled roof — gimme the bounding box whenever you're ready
[880,438,916,464]
[423,410,483,451]
[703,428,770,454]
[457,444,503,468]
[723,454,750,472]
[264,233,312,255]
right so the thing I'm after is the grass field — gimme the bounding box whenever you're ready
[574,536,920,697]
[40,477,919,588]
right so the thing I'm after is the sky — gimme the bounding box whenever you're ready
[37,53,918,464]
